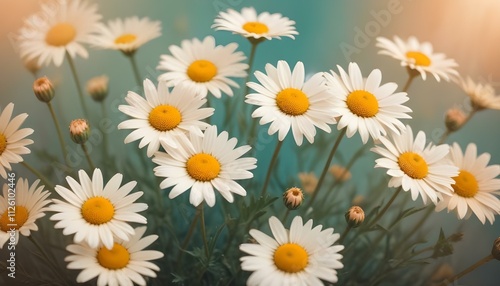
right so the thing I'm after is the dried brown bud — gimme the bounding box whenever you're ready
[345,206,365,228]
[283,187,304,210]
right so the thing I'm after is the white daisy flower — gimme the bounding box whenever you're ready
[118,79,214,157]
[325,62,412,144]
[50,168,148,249]
[157,36,248,98]
[0,178,51,248]
[457,76,500,111]
[376,36,459,82]
[240,216,344,285]
[246,60,336,146]
[0,103,34,179]
[91,16,161,55]
[212,7,298,41]
[65,226,163,286]
[17,0,102,67]
[371,125,459,205]
[436,143,500,224]
[153,125,257,207]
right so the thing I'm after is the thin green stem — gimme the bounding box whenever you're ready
[260,139,284,196]
[80,143,95,170]
[21,161,54,190]
[46,102,70,167]
[176,208,200,264]
[369,186,403,227]
[305,128,346,209]
[402,67,419,93]
[100,102,109,159]
[440,254,494,286]
[66,52,89,117]
[338,224,352,245]
[127,52,142,87]
[199,203,209,258]
[28,236,67,284]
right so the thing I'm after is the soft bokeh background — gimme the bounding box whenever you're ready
[1,0,499,285]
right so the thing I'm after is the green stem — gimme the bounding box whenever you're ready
[199,203,209,258]
[20,161,54,190]
[80,143,95,170]
[369,186,403,227]
[66,52,89,117]
[338,224,352,245]
[305,128,346,209]
[46,102,70,167]
[260,139,284,196]
[440,254,494,286]
[127,52,142,87]
[100,102,109,159]
[402,67,419,93]
[176,208,200,264]
[28,236,67,284]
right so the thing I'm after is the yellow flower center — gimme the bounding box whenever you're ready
[346,90,379,118]
[452,170,479,198]
[114,33,137,44]
[242,21,269,34]
[275,88,310,116]
[187,60,217,83]
[406,51,431,67]
[398,152,429,179]
[0,206,29,232]
[81,197,115,225]
[148,105,182,131]
[97,243,130,270]
[0,133,7,155]
[273,243,309,273]
[186,153,221,182]
[45,22,76,47]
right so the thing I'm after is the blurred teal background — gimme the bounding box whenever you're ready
[1,0,500,285]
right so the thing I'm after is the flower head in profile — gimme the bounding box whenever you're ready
[376,36,459,82]
[435,143,500,224]
[325,62,412,144]
[0,178,51,248]
[91,16,161,55]
[246,61,336,146]
[50,168,148,249]
[0,103,34,179]
[371,125,459,205]
[118,79,214,157]
[212,7,298,42]
[65,226,163,286]
[17,0,102,67]
[153,125,257,207]
[157,36,247,98]
[240,216,344,285]
[457,76,500,111]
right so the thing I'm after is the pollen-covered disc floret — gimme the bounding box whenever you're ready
[49,168,148,249]
[246,60,336,146]
[239,216,344,285]
[371,125,459,205]
[65,226,164,286]
[435,143,500,224]
[376,36,459,82]
[0,103,34,179]
[157,36,248,98]
[324,62,412,144]
[90,16,161,54]
[16,0,102,67]
[153,125,257,207]
[118,79,214,157]
[0,178,51,248]
[212,7,298,41]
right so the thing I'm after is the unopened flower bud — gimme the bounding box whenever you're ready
[33,77,55,102]
[345,206,364,228]
[445,107,467,132]
[283,187,304,210]
[298,172,318,195]
[69,119,90,144]
[351,195,364,206]
[492,237,500,260]
[86,75,109,102]
[428,263,454,285]
[329,164,352,182]
[23,57,41,75]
